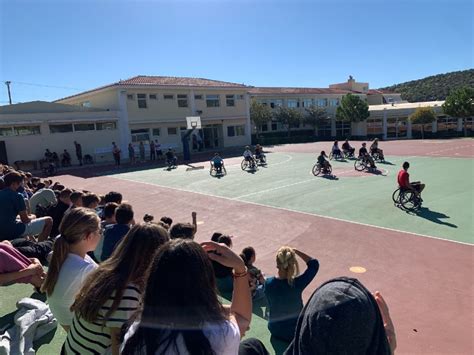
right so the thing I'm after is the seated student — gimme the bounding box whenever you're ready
[331,140,342,157]
[65,224,170,355]
[342,139,355,156]
[41,208,101,331]
[317,151,331,172]
[44,149,53,162]
[359,143,377,169]
[160,216,173,229]
[169,211,197,240]
[0,172,53,242]
[29,188,57,216]
[104,191,123,205]
[48,189,72,238]
[69,191,83,210]
[255,144,265,162]
[101,203,134,261]
[9,237,53,265]
[398,162,425,199]
[240,246,265,300]
[121,239,251,355]
[101,202,118,228]
[0,240,45,288]
[243,145,255,163]
[285,277,396,355]
[211,235,234,295]
[370,138,384,159]
[211,152,225,173]
[82,193,100,210]
[165,148,177,166]
[264,246,319,342]
[62,149,71,167]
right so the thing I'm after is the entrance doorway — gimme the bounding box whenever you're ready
[202,124,223,150]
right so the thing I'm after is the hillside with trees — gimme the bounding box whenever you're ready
[379,69,474,102]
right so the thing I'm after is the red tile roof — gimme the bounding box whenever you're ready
[249,87,354,95]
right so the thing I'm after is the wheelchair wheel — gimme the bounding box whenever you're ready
[329,152,334,160]
[354,159,366,171]
[399,191,420,211]
[241,159,249,170]
[324,165,332,175]
[392,188,401,204]
[210,166,216,176]
[312,164,321,176]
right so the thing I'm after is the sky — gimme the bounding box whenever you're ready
[0,0,472,104]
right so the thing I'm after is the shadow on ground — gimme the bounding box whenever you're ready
[411,207,458,228]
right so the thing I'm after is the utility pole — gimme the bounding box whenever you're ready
[5,81,12,105]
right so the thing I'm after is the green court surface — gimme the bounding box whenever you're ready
[112,152,473,245]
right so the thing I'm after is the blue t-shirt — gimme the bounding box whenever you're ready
[264,259,319,342]
[101,224,130,261]
[0,188,27,240]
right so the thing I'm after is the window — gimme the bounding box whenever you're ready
[261,123,268,132]
[269,99,283,108]
[194,94,203,100]
[367,119,383,135]
[227,126,235,137]
[206,95,220,107]
[137,94,147,109]
[329,99,339,107]
[287,99,298,108]
[131,129,150,143]
[149,94,157,100]
[303,99,313,108]
[164,94,174,100]
[177,94,188,108]
[13,126,41,136]
[74,123,95,131]
[152,128,161,136]
[168,127,177,135]
[127,94,134,100]
[226,95,235,107]
[318,120,332,137]
[316,99,327,107]
[81,101,91,107]
[49,124,73,133]
[96,122,117,130]
[227,125,245,137]
[271,122,278,131]
[0,127,14,136]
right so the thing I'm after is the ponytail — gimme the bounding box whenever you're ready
[41,207,100,295]
[276,246,300,286]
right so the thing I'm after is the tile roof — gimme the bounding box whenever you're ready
[56,75,250,102]
[249,87,355,95]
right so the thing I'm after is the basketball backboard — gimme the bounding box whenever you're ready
[186,116,201,130]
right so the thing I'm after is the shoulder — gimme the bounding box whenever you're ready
[203,320,240,353]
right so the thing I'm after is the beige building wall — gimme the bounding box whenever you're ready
[61,89,120,111]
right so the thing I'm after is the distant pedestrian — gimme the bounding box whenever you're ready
[139,141,145,162]
[155,139,163,160]
[128,143,135,165]
[112,142,121,167]
[74,141,83,166]
[197,132,203,151]
[150,140,156,161]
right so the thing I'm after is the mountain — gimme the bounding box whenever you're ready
[379,69,474,102]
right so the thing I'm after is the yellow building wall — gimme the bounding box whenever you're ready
[59,90,120,110]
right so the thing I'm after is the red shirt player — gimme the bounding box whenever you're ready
[397,161,425,196]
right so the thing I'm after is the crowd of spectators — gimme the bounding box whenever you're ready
[0,162,397,355]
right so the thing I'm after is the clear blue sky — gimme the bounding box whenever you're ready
[0,0,472,104]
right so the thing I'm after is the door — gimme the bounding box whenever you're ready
[202,125,223,150]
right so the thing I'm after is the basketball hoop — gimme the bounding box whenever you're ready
[186,116,201,130]
[191,121,198,129]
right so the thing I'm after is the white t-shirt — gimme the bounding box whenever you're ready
[29,188,57,213]
[48,253,97,326]
[243,150,253,158]
[122,319,240,355]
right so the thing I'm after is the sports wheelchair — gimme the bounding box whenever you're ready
[210,162,227,177]
[241,157,258,171]
[255,154,267,166]
[392,187,422,211]
[354,156,376,172]
[329,150,345,161]
[312,162,332,176]
[370,149,385,162]
[166,157,178,170]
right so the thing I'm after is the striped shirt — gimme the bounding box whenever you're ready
[64,284,141,355]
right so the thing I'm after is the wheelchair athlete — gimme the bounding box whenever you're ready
[165,148,178,167]
[210,153,225,174]
[370,138,384,161]
[397,161,425,202]
[243,146,256,168]
[317,151,331,173]
[342,139,355,157]
[359,143,377,169]
[254,144,266,163]
[331,141,343,159]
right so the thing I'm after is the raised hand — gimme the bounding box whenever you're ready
[201,241,245,273]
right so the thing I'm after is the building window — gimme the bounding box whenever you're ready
[226,95,235,107]
[237,95,245,100]
[318,120,332,137]
[194,94,203,100]
[127,94,134,100]
[269,99,283,108]
[329,99,339,107]
[287,99,298,108]
[137,94,147,108]
[152,128,161,136]
[96,122,117,130]
[0,127,14,136]
[206,95,220,107]
[316,99,327,107]
[49,124,73,133]
[13,126,40,136]
[227,125,245,137]
[367,119,383,135]
[164,94,174,100]
[81,101,91,107]
[149,94,157,100]
[303,99,313,108]
[131,128,150,143]
[261,123,268,132]
[168,127,177,135]
[177,94,188,108]
[271,122,278,131]
[74,123,95,132]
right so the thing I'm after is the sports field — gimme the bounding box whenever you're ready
[1,138,473,354]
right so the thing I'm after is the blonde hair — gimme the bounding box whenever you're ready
[41,208,100,295]
[276,246,299,286]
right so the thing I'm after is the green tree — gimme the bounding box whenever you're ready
[250,100,273,139]
[409,107,437,139]
[336,94,370,137]
[274,107,303,137]
[442,87,474,137]
[304,105,327,136]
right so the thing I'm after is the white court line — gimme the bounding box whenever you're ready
[110,175,473,246]
[233,178,317,199]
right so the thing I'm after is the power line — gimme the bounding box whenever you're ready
[1,80,84,91]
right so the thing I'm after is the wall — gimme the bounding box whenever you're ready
[59,89,120,111]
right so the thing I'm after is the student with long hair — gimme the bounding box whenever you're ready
[64,224,169,355]
[41,208,101,331]
[240,246,265,300]
[121,239,252,355]
[264,246,319,342]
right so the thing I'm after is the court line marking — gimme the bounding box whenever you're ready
[109,175,473,247]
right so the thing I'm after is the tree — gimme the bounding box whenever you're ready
[409,107,436,139]
[442,87,474,137]
[304,105,327,136]
[274,107,303,137]
[250,100,273,139]
[336,94,370,137]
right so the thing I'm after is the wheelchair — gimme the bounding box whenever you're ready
[392,187,422,211]
[210,162,227,177]
[241,157,258,171]
[354,156,376,172]
[255,154,267,166]
[342,148,355,159]
[370,149,385,162]
[312,162,332,176]
[329,150,345,161]
[166,157,178,169]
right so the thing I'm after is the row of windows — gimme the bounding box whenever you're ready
[0,126,41,137]
[0,122,117,136]
[128,93,244,109]
[130,125,246,141]
[257,98,339,108]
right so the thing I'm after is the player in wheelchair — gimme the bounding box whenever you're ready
[370,138,385,161]
[165,148,178,168]
[329,141,344,160]
[315,151,332,174]
[342,139,355,158]
[357,143,377,169]
[394,161,425,209]
[242,146,257,170]
[210,153,226,176]
[254,144,266,165]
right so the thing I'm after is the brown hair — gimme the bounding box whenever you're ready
[276,246,299,286]
[41,208,100,295]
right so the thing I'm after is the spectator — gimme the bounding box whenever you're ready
[0,172,53,242]
[121,240,251,354]
[154,139,162,159]
[82,193,100,209]
[285,277,395,355]
[149,140,156,161]
[112,142,121,167]
[29,188,57,216]
[70,191,83,209]
[48,189,72,238]
[65,224,169,354]
[41,208,101,331]
[128,143,135,165]
[139,141,145,162]
[168,212,197,239]
[101,203,134,261]
[101,202,118,228]
[62,149,72,167]
[74,141,83,166]
[240,246,265,300]
[104,191,123,204]
[211,232,223,242]
[159,216,172,228]
[264,246,319,342]
[212,235,234,295]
